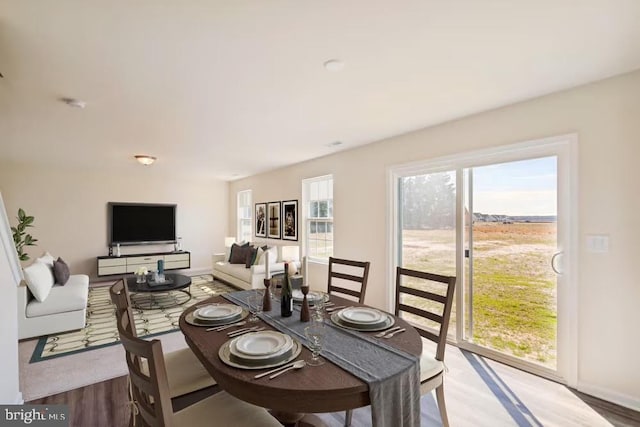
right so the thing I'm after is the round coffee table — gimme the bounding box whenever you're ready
[126,273,192,309]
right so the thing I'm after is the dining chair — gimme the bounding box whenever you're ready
[109,279,216,400]
[395,266,457,427]
[115,300,282,427]
[327,257,371,303]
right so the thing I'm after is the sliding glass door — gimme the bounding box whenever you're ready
[391,137,576,382]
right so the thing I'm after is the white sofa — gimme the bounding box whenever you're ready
[212,244,300,290]
[18,258,89,340]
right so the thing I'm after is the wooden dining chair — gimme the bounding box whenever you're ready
[327,257,371,303]
[116,301,282,427]
[395,266,457,427]
[109,279,216,400]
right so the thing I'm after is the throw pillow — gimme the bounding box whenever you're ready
[245,246,259,268]
[23,261,55,302]
[53,257,71,285]
[253,247,265,265]
[229,242,250,264]
[36,251,56,267]
[257,245,277,265]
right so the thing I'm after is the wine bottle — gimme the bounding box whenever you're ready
[281,263,293,317]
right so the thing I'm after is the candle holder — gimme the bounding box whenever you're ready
[300,285,310,322]
[262,278,272,312]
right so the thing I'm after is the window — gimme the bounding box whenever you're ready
[303,175,333,261]
[237,190,252,242]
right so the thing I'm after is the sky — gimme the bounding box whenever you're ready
[472,156,557,216]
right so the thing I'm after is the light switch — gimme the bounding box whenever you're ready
[586,234,609,253]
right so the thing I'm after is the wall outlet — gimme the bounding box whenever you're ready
[585,234,609,253]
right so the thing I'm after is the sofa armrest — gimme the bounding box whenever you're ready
[212,253,225,263]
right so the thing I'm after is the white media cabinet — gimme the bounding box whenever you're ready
[96,251,190,277]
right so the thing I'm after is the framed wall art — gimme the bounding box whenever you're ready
[255,203,267,238]
[281,200,298,241]
[267,201,281,239]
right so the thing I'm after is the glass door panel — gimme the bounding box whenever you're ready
[399,171,457,337]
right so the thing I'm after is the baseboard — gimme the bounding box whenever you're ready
[577,381,640,412]
[187,267,213,276]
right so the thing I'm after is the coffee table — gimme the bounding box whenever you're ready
[127,273,192,309]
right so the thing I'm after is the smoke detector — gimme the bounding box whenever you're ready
[60,97,87,108]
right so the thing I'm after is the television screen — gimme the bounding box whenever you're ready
[109,203,176,245]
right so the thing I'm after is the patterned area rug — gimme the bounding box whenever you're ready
[30,275,235,363]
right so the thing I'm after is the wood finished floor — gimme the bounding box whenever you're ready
[29,345,640,427]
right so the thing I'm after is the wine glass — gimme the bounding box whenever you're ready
[312,295,325,321]
[247,291,263,322]
[304,323,326,366]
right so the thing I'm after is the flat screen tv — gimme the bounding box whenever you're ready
[108,202,176,245]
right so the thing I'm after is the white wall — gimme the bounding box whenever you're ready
[0,194,21,404]
[0,165,229,279]
[229,70,640,409]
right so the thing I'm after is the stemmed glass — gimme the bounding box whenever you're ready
[247,290,263,323]
[312,296,325,321]
[304,322,326,366]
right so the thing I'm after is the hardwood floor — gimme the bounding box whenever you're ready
[29,346,640,427]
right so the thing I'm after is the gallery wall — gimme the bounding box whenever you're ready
[228,70,640,409]
[0,164,228,280]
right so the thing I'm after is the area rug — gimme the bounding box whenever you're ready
[30,274,235,363]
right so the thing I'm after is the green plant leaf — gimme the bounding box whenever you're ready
[18,208,25,221]
[11,226,17,234]
[19,253,29,261]
[24,216,34,226]
[24,235,33,244]
[17,223,25,232]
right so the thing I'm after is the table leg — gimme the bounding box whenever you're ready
[268,411,328,427]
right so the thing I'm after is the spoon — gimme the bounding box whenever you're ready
[269,360,307,379]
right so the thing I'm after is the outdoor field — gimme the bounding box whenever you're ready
[401,222,557,368]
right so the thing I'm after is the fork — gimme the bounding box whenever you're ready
[374,326,401,338]
[383,328,406,339]
[325,305,347,313]
[206,321,247,332]
[227,327,265,337]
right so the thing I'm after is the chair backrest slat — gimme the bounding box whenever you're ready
[112,281,174,426]
[109,278,138,337]
[327,257,370,304]
[395,267,456,361]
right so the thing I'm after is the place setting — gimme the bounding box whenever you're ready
[218,330,303,371]
[330,306,395,332]
[185,303,249,327]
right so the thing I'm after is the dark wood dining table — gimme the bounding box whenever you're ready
[179,294,422,426]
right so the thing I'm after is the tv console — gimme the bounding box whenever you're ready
[97,251,190,277]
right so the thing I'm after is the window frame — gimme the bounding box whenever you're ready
[236,189,252,243]
[302,175,334,263]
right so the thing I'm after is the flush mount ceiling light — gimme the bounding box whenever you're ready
[323,59,345,72]
[60,97,87,108]
[134,155,157,166]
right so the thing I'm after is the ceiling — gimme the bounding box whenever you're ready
[1,1,640,181]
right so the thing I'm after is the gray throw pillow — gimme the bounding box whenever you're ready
[52,257,70,285]
[229,242,250,264]
[245,246,258,268]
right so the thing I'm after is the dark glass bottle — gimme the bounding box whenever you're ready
[280,263,293,317]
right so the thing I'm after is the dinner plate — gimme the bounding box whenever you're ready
[234,331,290,356]
[219,338,302,370]
[338,307,384,325]
[292,291,329,305]
[184,308,248,327]
[194,304,242,320]
[330,311,395,332]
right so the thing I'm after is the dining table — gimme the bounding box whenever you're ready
[179,291,422,427]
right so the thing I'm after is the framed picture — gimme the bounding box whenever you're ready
[267,201,281,239]
[255,203,267,238]
[281,200,298,241]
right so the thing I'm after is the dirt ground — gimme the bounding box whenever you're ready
[401,222,557,368]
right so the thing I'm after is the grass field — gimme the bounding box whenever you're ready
[402,222,557,368]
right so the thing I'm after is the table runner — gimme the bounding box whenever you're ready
[224,290,420,427]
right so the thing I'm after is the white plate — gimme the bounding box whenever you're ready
[234,331,290,356]
[338,307,384,324]
[292,290,324,302]
[330,312,395,332]
[230,334,293,360]
[194,304,242,320]
[219,339,302,370]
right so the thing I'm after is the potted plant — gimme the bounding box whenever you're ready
[11,208,38,261]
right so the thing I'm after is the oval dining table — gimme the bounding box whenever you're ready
[179,294,422,426]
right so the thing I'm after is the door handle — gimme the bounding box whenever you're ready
[551,252,563,275]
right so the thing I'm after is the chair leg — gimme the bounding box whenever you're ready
[435,384,449,427]
[344,409,353,427]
